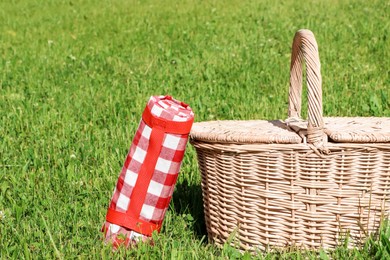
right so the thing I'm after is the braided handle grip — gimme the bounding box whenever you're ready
[288,29,328,152]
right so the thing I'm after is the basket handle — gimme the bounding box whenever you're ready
[288,29,329,153]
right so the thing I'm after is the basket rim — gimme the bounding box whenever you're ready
[190,117,390,145]
[190,119,303,145]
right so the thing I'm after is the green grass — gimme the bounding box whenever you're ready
[0,0,389,258]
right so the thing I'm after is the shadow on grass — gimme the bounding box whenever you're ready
[172,178,207,240]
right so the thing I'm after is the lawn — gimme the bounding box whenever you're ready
[0,0,389,259]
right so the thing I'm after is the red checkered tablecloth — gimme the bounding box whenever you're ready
[102,96,194,248]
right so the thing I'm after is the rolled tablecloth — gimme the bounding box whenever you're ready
[102,95,194,248]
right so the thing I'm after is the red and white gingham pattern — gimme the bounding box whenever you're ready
[102,96,194,248]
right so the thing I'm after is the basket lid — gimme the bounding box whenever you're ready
[324,117,390,143]
[190,120,302,144]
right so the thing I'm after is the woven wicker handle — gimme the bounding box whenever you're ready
[288,29,328,153]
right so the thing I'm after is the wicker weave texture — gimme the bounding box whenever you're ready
[324,117,390,143]
[190,120,302,144]
[190,29,390,251]
[192,142,390,250]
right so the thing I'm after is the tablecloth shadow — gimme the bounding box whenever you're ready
[172,178,207,240]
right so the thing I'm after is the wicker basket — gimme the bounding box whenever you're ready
[190,29,390,251]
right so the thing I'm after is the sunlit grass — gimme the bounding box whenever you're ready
[0,0,389,258]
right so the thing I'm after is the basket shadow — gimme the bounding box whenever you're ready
[172,178,207,240]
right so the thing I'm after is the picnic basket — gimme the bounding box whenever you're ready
[190,29,390,251]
